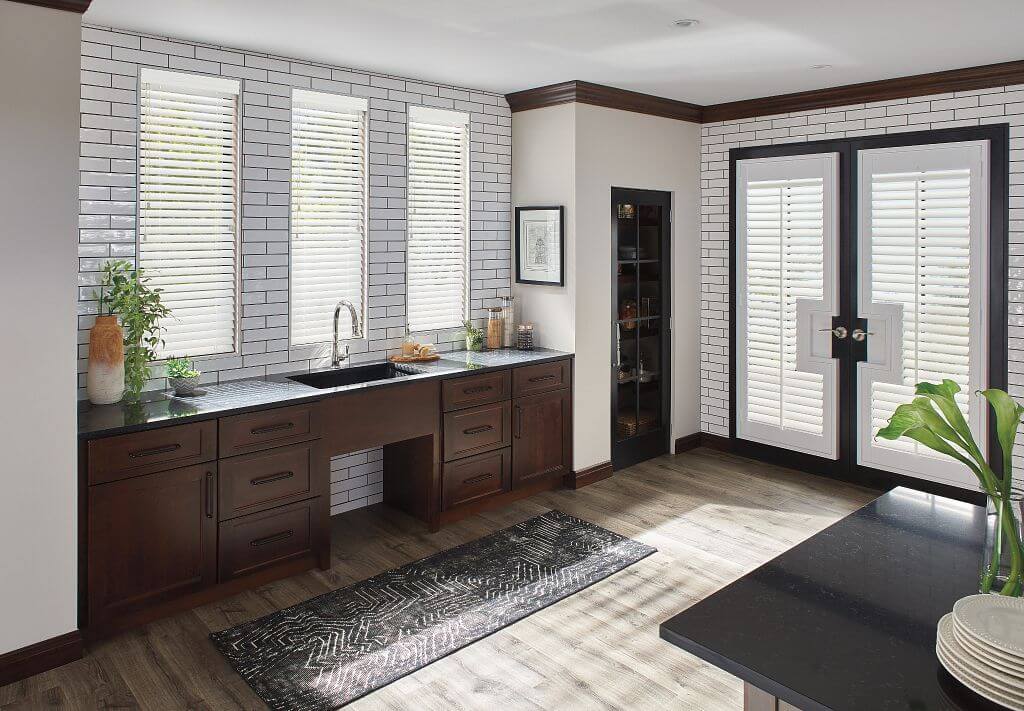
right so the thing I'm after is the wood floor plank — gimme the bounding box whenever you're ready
[0,449,876,710]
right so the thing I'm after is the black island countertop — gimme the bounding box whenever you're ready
[660,487,1002,711]
[78,348,572,440]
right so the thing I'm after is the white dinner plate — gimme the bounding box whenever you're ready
[953,595,1024,658]
[937,614,1024,710]
[953,622,1024,678]
[938,641,1024,710]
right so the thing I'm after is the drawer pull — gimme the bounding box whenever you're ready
[528,374,556,383]
[128,443,182,459]
[463,424,494,435]
[463,385,493,394]
[250,470,294,486]
[250,529,293,547]
[250,422,295,436]
[464,472,494,485]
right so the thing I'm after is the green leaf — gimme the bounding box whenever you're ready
[981,388,1024,495]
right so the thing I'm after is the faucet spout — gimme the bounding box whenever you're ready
[332,300,362,368]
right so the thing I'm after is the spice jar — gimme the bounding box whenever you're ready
[486,307,504,350]
[517,323,535,350]
[500,296,515,347]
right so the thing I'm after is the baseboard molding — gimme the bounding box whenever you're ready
[567,461,613,489]
[673,432,730,454]
[0,630,82,687]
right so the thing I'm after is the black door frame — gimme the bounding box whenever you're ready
[611,187,673,470]
[728,124,1009,503]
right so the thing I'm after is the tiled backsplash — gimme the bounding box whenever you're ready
[77,24,512,393]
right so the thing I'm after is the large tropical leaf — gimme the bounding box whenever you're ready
[980,388,1024,495]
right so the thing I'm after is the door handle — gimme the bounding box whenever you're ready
[818,326,848,339]
[205,471,214,519]
[851,328,874,342]
[513,405,522,439]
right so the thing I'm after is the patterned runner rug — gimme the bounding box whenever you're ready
[210,510,656,710]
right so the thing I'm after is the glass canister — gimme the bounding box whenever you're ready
[486,307,504,350]
[517,323,535,350]
[500,295,515,347]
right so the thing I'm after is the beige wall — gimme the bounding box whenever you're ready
[0,1,81,654]
[512,103,701,471]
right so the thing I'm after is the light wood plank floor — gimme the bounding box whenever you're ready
[0,448,876,710]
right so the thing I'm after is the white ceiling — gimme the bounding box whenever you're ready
[85,0,1024,105]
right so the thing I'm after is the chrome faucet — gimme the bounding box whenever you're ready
[332,300,362,367]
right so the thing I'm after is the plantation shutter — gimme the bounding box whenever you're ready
[735,154,839,458]
[406,106,470,333]
[289,91,368,346]
[857,142,988,488]
[138,68,240,359]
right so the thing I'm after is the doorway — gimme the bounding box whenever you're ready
[729,125,1008,497]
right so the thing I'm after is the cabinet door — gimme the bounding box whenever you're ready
[512,389,571,486]
[87,463,217,625]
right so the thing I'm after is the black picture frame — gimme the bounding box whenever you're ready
[515,206,565,286]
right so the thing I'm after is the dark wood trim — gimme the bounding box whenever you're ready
[566,461,613,489]
[506,80,702,123]
[7,0,92,13]
[673,433,703,453]
[703,60,1024,123]
[0,631,83,686]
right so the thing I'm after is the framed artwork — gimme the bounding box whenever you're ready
[515,206,565,286]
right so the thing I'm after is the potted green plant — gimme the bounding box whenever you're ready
[166,358,201,396]
[877,380,1023,596]
[97,260,171,402]
[463,320,484,352]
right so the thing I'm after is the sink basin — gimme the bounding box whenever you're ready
[288,363,410,390]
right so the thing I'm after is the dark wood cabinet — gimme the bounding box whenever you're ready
[442,448,511,509]
[513,389,572,486]
[218,498,322,581]
[442,401,512,461]
[87,463,217,626]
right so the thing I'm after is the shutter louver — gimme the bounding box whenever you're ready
[289,91,368,346]
[868,169,973,457]
[406,106,470,333]
[745,177,826,435]
[138,69,240,359]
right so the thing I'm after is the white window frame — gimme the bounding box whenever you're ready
[136,67,242,361]
[405,104,471,334]
[288,89,369,349]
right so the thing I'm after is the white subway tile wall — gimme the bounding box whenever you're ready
[699,86,1024,464]
[78,26,511,515]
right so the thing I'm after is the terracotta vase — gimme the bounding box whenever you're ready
[87,315,125,404]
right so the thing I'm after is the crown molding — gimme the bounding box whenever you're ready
[7,0,92,12]
[506,80,703,123]
[702,59,1024,123]
[507,60,1024,125]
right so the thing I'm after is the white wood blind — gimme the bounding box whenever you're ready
[289,91,368,346]
[138,69,240,359]
[745,178,826,434]
[869,169,972,454]
[406,105,470,333]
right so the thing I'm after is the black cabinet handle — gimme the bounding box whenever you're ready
[463,424,494,435]
[129,443,181,459]
[464,472,494,485]
[528,374,556,383]
[250,422,295,436]
[514,405,523,439]
[250,529,293,547]
[205,471,214,519]
[463,385,493,394]
[250,471,294,486]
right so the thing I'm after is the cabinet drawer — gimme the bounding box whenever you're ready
[442,448,511,510]
[442,370,510,412]
[219,403,320,457]
[443,401,511,461]
[87,420,217,485]
[512,359,570,397]
[219,443,319,521]
[218,500,316,581]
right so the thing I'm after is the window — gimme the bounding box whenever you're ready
[138,68,240,359]
[406,106,470,333]
[289,91,369,346]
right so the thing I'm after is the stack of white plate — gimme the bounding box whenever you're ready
[936,595,1024,710]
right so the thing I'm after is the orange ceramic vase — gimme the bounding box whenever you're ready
[87,315,125,404]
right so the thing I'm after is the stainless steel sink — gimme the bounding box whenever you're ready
[287,362,410,389]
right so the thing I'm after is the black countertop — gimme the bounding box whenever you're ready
[660,487,1002,711]
[78,348,571,440]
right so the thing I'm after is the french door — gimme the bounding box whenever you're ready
[731,126,1008,495]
